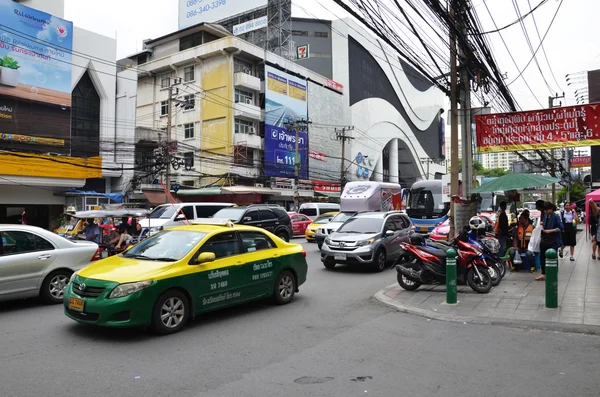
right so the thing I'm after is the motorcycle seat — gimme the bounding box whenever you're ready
[421,246,447,258]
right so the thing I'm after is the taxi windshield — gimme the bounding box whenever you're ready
[122,230,207,261]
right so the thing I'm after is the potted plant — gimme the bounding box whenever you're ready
[0,56,20,87]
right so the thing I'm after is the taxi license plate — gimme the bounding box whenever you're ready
[334,253,347,261]
[69,297,84,312]
[420,227,429,233]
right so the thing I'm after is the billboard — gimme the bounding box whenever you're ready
[179,0,268,30]
[264,65,308,179]
[475,104,600,153]
[0,0,73,154]
[571,156,591,168]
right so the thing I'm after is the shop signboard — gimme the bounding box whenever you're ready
[570,155,591,168]
[264,65,308,179]
[179,0,268,29]
[0,0,73,154]
[475,104,600,153]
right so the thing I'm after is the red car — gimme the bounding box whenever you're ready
[288,212,313,236]
[429,214,495,241]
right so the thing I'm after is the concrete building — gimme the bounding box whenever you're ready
[0,0,136,228]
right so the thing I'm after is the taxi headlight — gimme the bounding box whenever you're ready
[109,281,152,299]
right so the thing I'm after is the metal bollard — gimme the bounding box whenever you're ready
[446,248,457,304]
[545,249,558,308]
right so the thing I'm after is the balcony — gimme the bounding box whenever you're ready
[234,72,261,92]
[234,131,263,150]
[233,101,263,122]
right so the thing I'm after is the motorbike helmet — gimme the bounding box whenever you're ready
[410,233,425,246]
[469,216,486,231]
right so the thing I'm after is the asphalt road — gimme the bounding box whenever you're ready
[1,239,600,397]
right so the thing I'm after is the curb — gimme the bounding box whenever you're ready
[373,284,600,336]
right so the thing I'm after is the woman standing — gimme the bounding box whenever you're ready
[561,202,579,261]
[591,211,598,260]
[537,201,564,281]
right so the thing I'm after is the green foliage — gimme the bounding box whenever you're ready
[557,180,587,204]
[0,56,19,69]
[457,159,508,177]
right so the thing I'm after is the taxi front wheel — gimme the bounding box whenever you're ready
[151,290,189,335]
[273,270,296,305]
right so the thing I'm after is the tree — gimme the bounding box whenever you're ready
[457,159,508,178]
[557,180,587,204]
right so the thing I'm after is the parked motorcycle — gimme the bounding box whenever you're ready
[396,234,493,293]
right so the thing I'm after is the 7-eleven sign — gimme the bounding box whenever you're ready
[296,44,310,59]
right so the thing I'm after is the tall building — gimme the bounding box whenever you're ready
[0,0,136,228]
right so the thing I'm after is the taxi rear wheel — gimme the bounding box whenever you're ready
[151,290,189,335]
[273,270,296,305]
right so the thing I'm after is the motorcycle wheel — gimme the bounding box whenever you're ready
[497,259,507,278]
[484,259,501,286]
[467,265,493,293]
[397,270,421,291]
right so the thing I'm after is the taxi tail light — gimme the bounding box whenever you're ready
[302,251,307,257]
[91,248,103,261]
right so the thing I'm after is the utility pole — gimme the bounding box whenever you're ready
[285,118,310,211]
[548,93,565,205]
[336,126,355,190]
[165,85,173,203]
[449,0,459,239]
[460,7,473,199]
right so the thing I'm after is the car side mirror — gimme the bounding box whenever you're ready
[195,252,216,265]
[175,215,186,222]
[243,217,252,222]
[385,230,395,237]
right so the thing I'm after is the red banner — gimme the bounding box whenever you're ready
[313,180,341,193]
[475,104,600,153]
[570,156,591,168]
[309,148,327,162]
[326,79,344,94]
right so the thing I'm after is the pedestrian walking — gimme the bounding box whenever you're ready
[494,201,510,256]
[560,202,579,261]
[590,211,598,260]
[537,201,564,281]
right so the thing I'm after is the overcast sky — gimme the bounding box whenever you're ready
[64,0,598,112]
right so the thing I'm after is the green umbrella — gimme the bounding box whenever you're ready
[472,173,560,193]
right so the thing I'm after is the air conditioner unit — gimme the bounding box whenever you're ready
[248,127,255,135]
[254,183,264,188]
[243,67,252,75]
[245,98,252,105]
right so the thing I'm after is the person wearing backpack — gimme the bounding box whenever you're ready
[560,202,579,261]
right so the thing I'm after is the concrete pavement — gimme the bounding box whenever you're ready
[375,230,600,333]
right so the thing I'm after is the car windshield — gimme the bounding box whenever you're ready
[314,214,333,224]
[148,206,177,219]
[212,208,246,222]
[331,212,355,223]
[122,230,207,261]
[337,217,382,234]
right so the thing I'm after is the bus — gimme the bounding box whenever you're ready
[406,180,450,233]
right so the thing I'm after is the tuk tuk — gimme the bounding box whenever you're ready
[60,208,150,258]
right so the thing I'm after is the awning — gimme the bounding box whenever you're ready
[316,192,341,199]
[176,187,223,196]
[222,186,281,195]
[143,191,169,205]
[65,189,123,203]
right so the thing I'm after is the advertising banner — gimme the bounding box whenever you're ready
[264,65,308,179]
[475,104,600,153]
[179,0,268,30]
[0,0,73,154]
[313,180,340,193]
[232,16,267,36]
[571,156,591,168]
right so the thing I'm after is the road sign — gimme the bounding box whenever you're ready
[296,44,310,60]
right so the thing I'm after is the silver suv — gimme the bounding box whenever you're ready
[320,211,413,272]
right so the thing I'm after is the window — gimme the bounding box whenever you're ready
[195,205,229,218]
[1,231,54,256]
[239,231,276,253]
[292,30,309,36]
[71,71,100,158]
[234,59,253,74]
[196,231,241,259]
[178,206,195,220]
[182,180,195,187]
[137,53,148,65]
[182,94,195,110]
[235,89,253,105]
[184,65,195,82]
[184,123,194,139]
[184,152,194,169]
[299,215,311,222]
[235,119,255,134]
[160,74,171,88]
[244,209,260,222]
[314,31,329,38]
[258,210,277,221]
[291,215,299,221]
[161,100,169,116]
[384,217,397,232]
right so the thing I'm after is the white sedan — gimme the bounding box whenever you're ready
[0,225,100,304]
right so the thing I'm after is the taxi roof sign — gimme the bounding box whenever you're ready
[190,218,235,227]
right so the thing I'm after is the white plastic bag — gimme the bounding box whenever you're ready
[528,224,542,253]
[513,250,523,265]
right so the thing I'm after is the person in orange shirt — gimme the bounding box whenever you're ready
[512,210,534,271]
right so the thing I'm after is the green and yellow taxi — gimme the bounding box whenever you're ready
[304,212,338,242]
[63,219,308,335]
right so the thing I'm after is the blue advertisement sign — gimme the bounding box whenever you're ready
[357,152,363,165]
[0,0,73,153]
[264,65,308,179]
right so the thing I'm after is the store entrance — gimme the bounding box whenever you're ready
[0,205,64,230]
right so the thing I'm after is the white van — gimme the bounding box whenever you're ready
[140,202,236,234]
[299,202,340,220]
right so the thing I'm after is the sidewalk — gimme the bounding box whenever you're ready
[374,229,600,334]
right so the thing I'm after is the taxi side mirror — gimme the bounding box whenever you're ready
[195,252,216,265]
